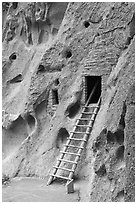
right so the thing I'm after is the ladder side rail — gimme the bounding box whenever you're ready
[97,96,101,106]
[68,150,82,180]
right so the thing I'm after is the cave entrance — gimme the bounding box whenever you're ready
[85,76,101,104]
[52,89,59,105]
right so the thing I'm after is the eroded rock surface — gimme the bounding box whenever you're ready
[2,2,135,202]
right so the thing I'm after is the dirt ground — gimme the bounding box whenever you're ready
[2,176,88,202]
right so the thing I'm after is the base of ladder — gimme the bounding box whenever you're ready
[66,179,74,194]
[47,175,54,185]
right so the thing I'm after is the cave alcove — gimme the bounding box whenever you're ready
[26,114,36,134]
[56,128,69,150]
[8,74,23,84]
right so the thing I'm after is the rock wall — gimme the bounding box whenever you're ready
[2,2,135,202]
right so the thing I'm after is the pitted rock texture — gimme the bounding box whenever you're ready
[2,2,135,202]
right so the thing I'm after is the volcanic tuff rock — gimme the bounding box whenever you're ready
[2,2,135,202]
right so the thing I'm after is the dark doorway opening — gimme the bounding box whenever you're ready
[54,78,59,86]
[52,90,59,105]
[85,76,101,104]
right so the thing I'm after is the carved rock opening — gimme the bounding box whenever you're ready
[38,30,45,44]
[107,131,116,144]
[52,90,59,105]
[66,50,72,58]
[116,145,124,161]
[12,2,18,9]
[112,190,124,202]
[83,21,90,28]
[35,100,47,116]
[129,13,135,39]
[35,99,49,127]
[114,129,124,144]
[8,74,23,84]
[26,114,36,134]
[54,78,59,86]
[2,116,28,159]
[95,164,107,177]
[85,76,101,104]
[52,28,58,36]
[62,49,72,59]
[9,53,17,61]
[92,128,107,152]
[37,64,45,73]
[107,129,124,145]
[56,128,69,150]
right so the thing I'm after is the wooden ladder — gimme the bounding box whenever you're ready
[47,81,101,193]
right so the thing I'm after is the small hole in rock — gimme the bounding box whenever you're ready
[95,164,107,177]
[8,74,23,84]
[62,48,72,59]
[65,50,72,58]
[12,2,18,9]
[9,53,17,61]
[52,28,58,36]
[37,64,45,73]
[125,37,131,46]
[83,21,90,28]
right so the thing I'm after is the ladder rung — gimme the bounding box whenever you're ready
[77,118,89,121]
[69,138,87,142]
[70,131,89,134]
[58,159,77,164]
[53,166,74,172]
[80,118,94,121]
[76,124,91,127]
[82,112,96,114]
[50,174,71,181]
[84,105,99,108]
[60,151,80,156]
[63,144,84,149]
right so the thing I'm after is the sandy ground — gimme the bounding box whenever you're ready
[2,177,87,202]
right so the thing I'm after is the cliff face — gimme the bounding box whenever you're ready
[2,2,135,202]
